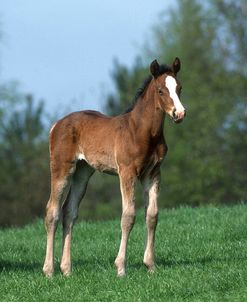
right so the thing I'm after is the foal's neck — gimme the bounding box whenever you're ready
[130,80,165,138]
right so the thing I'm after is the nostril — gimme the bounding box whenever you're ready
[172,108,176,118]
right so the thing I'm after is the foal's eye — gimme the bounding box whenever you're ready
[158,89,163,96]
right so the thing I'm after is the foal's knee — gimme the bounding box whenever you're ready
[62,208,78,229]
[146,208,158,227]
[45,203,60,231]
[122,205,136,230]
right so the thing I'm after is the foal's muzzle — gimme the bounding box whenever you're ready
[172,108,186,123]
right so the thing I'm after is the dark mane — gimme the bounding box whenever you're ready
[125,64,172,113]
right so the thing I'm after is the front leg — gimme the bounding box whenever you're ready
[115,168,136,277]
[142,170,160,272]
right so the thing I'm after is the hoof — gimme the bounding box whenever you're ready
[62,271,71,277]
[43,266,54,278]
[60,264,71,277]
[147,266,155,274]
[115,258,126,277]
[143,259,155,273]
[116,268,126,277]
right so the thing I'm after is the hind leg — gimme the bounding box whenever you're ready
[60,161,94,276]
[43,163,74,277]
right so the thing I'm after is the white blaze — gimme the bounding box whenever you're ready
[165,76,184,113]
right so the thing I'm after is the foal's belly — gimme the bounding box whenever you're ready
[78,149,118,174]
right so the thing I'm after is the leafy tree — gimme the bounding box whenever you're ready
[0,91,50,226]
[105,57,147,115]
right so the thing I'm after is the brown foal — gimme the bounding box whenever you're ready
[43,58,186,277]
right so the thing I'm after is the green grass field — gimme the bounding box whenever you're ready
[1,205,247,301]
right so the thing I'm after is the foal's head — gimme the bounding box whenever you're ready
[150,58,186,123]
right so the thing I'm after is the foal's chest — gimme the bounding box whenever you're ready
[136,139,167,177]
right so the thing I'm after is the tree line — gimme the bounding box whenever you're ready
[0,0,246,227]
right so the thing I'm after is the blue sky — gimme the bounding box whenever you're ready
[0,1,171,115]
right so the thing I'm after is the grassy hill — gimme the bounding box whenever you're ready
[1,205,247,301]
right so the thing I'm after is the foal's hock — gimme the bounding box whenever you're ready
[43,58,186,277]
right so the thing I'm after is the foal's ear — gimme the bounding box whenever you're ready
[150,59,160,78]
[172,57,181,75]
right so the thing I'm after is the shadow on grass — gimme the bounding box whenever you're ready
[0,260,41,273]
[73,257,114,271]
[0,255,114,274]
[156,255,247,268]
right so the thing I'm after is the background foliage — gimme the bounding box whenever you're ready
[0,0,246,227]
